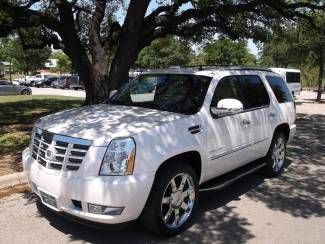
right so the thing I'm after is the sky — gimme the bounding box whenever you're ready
[115,1,260,57]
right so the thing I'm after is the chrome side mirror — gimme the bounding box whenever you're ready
[211,98,244,117]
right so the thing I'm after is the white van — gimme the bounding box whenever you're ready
[270,68,301,97]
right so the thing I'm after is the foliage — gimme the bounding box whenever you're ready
[260,15,325,91]
[50,51,72,73]
[0,0,323,104]
[0,37,51,74]
[198,38,256,66]
[135,37,193,68]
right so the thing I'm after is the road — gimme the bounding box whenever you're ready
[0,92,324,244]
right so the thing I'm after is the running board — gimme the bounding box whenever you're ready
[199,160,266,192]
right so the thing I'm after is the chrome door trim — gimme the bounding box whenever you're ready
[209,137,269,161]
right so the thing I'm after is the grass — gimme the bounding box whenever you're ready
[0,95,83,176]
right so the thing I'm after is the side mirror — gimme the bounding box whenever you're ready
[109,90,117,99]
[211,98,243,117]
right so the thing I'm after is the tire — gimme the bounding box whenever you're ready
[140,162,199,236]
[262,132,287,177]
[21,89,31,95]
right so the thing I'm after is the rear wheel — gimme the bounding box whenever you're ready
[262,132,287,176]
[140,162,199,236]
[21,89,31,95]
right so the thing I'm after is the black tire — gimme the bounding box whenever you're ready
[262,132,287,177]
[21,89,31,95]
[140,161,199,236]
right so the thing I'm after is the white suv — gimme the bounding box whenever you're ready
[23,68,296,236]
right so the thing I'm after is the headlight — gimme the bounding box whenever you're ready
[99,137,136,176]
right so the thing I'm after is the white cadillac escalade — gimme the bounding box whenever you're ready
[23,67,296,236]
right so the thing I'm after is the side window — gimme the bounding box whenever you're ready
[286,72,300,83]
[265,75,293,103]
[239,75,270,110]
[210,76,243,107]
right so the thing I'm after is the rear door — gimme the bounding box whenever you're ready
[237,75,272,160]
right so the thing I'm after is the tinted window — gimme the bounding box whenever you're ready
[110,74,212,115]
[265,76,293,103]
[210,76,243,107]
[239,75,270,109]
[286,72,300,83]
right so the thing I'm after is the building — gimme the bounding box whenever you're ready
[44,59,58,69]
[0,61,13,77]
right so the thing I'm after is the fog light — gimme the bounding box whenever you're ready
[88,203,124,215]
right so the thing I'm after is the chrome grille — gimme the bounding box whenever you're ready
[30,128,92,171]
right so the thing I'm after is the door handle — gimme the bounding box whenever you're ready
[269,112,276,118]
[241,119,251,126]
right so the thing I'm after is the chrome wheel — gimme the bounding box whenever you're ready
[272,137,285,172]
[161,173,195,229]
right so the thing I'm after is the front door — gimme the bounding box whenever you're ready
[206,75,253,179]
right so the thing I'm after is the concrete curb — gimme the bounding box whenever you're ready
[0,172,27,190]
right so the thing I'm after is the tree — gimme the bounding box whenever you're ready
[260,15,325,101]
[0,0,323,104]
[135,37,193,68]
[0,37,51,74]
[50,51,72,73]
[199,38,256,66]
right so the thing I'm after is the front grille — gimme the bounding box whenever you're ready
[30,127,92,171]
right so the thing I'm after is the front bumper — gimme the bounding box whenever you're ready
[22,148,155,224]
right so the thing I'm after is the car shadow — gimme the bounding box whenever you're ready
[24,113,324,243]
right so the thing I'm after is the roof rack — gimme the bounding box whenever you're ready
[132,65,275,74]
[178,65,273,72]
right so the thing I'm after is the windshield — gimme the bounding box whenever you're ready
[109,74,212,115]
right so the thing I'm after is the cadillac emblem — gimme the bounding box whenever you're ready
[45,146,55,160]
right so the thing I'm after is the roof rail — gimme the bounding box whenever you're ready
[180,65,273,72]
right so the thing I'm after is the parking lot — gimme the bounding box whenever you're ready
[0,91,324,243]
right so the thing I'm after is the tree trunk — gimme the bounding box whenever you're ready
[316,45,324,102]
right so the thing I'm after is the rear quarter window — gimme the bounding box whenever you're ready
[265,76,293,103]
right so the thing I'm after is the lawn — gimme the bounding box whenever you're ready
[0,95,83,176]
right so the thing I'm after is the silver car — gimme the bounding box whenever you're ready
[0,80,32,95]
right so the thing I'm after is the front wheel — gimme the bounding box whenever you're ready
[140,162,199,236]
[262,132,287,176]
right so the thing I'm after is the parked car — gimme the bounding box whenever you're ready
[30,74,54,87]
[18,76,36,86]
[0,80,32,95]
[67,75,84,90]
[35,77,58,88]
[51,75,70,89]
[23,67,296,236]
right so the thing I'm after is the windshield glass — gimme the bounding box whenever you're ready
[109,74,212,115]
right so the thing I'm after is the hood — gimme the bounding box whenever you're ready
[36,104,186,146]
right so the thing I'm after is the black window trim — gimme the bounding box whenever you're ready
[209,74,270,119]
